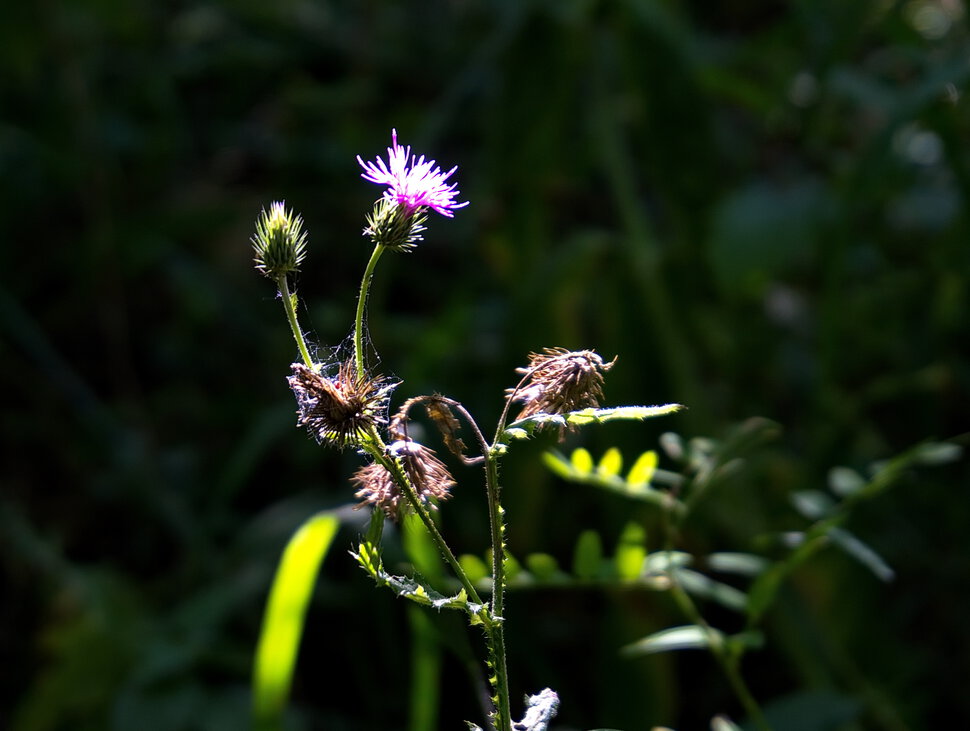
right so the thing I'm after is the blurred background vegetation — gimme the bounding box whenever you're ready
[2,0,968,729]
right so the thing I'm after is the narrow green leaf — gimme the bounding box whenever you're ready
[407,605,440,731]
[659,432,685,461]
[525,553,566,582]
[573,530,603,580]
[507,404,684,437]
[643,550,692,574]
[597,447,623,477]
[913,441,962,465]
[621,625,724,656]
[570,447,594,475]
[541,450,572,480]
[627,450,658,486]
[725,629,764,653]
[614,522,647,580]
[791,490,835,520]
[706,552,768,577]
[403,512,442,585]
[565,404,684,426]
[710,715,743,731]
[828,466,866,497]
[253,512,340,726]
[829,527,895,582]
[675,568,748,612]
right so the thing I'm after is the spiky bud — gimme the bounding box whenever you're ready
[252,201,308,279]
[362,196,428,253]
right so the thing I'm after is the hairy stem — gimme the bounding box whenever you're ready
[484,451,512,731]
[493,367,535,443]
[367,440,485,611]
[278,275,313,368]
[354,244,385,379]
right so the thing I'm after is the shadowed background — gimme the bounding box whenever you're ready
[2,1,968,729]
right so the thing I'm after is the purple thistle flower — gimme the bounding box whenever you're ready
[357,129,469,217]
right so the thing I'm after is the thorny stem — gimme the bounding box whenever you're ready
[277,275,313,368]
[354,244,385,379]
[351,241,512,729]
[362,430,485,610]
[484,449,512,731]
[395,394,512,730]
[493,367,535,443]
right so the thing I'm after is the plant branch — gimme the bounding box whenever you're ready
[277,275,313,368]
[354,244,385,379]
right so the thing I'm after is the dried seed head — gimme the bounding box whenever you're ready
[508,348,616,422]
[352,440,456,519]
[288,360,396,449]
[389,394,468,460]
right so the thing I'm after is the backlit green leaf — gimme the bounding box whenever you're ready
[621,625,724,656]
[573,530,603,580]
[829,527,895,582]
[706,552,768,577]
[570,447,594,474]
[627,450,658,486]
[253,512,340,727]
[597,447,623,477]
[614,522,647,580]
[459,554,489,584]
[828,466,866,497]
[525,553,565,582]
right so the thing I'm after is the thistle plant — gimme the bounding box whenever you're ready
[249,130,682,730]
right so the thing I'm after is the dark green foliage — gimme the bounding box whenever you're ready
[2,1,968,729]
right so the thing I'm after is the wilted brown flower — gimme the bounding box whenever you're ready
[352,440,456,519]
[508,347,616,421]
[288,360,396,449]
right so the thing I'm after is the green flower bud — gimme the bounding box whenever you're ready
[362,196,428,253]
[252,201,308,279]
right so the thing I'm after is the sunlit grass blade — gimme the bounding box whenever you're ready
[253,511,340,729]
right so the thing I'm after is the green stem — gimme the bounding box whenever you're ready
[278,275,313,368]
[483,451,512,731]
[354,244,385,379]
[367,440,485,610]
[660,494,770,731]
[668,580,771,731]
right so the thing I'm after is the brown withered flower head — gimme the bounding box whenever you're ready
[288,360,397,449]
[352,440,456,519]
[508,347,616,421]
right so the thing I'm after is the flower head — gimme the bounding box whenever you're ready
[357,129,468,218]
[352,440,456,519]
[288,360,397,449]
[507,348,616,424]
[362,196,428,253]
[252,201,308,280]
